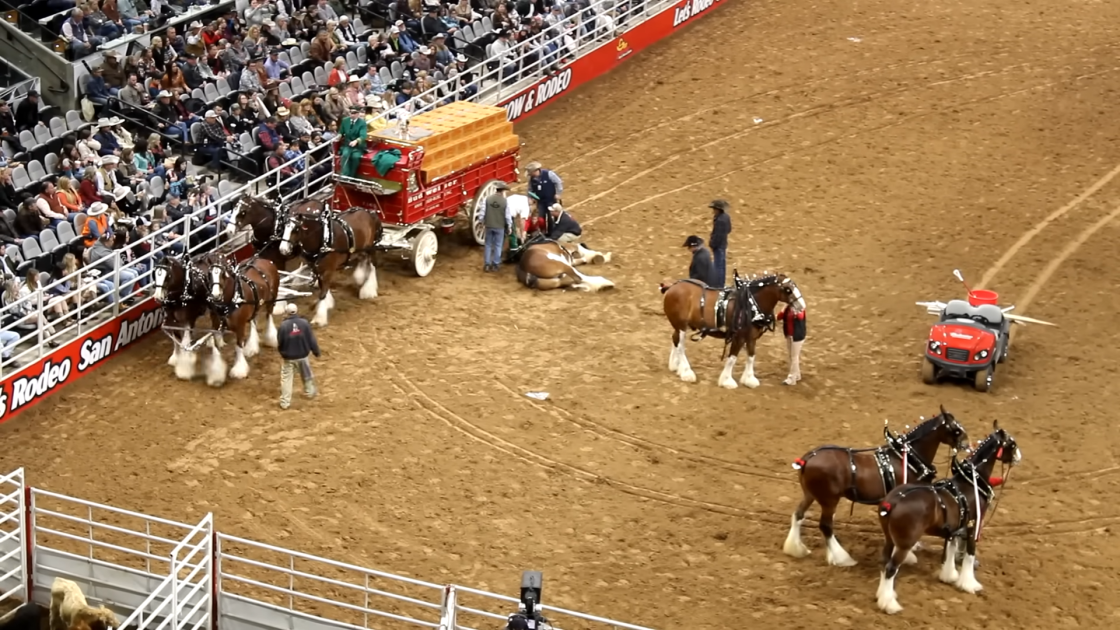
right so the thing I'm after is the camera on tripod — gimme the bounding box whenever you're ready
[504,571,550,630]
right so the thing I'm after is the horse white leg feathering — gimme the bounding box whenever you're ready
[782,514,810,558]
[312,290,334,327]
[939,538,960,583]
[717,355,738,389]
[174,331,196,380]
[825,535,857,567]
[955,553,983,594]
[272,300,287,317]
[572,269,614,292]
[244,321,261,358]
[168,344,179,367]
[740,354,761,388]
[205,345,227,387]
[229,346,251,379]
[352,259,369,286]
[676,336,696,383]
[876,571,903,614]
[359,261,379,299]
[264,315,278,348]
[668,338,681,372]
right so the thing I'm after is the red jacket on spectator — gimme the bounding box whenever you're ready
[79,179,101,207]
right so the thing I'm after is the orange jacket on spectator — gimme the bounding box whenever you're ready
[162,71,188,91]
[327,67,347,87]
[57,190,82,213]
[81,213,110,247]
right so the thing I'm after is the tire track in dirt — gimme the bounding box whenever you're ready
[582,67,1118,227]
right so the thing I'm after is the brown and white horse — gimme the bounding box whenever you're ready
[278,206,383,326]
[511,236,614,291]
[200,253,280,386]
[152,253,210,380]
[660,273,805,388]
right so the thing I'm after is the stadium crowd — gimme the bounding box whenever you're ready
[0,0,631,367]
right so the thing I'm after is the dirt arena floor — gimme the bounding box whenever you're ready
[5,0,1120,626]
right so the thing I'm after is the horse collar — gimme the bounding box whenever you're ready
[882,430,936,482]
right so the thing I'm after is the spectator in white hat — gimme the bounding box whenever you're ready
[199,110,233,171]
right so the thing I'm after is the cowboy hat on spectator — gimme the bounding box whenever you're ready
[276,106,290,116]
[102,155,120,165]
[113,186,130,201]
[97,118,114,128]
[88,202,109,216]
[456,53,467,62]
[157,90,172,98]
[282,38,297,46]
[189,21,202,29]
[418,46,431,55]
[108,116,123,125]
[204,110,217,118]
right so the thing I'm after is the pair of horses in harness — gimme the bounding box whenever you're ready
[660,272,805,389]
[231,195,384,327]
[782,407,970,567]
[153,250,280,386]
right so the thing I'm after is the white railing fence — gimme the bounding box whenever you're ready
[0,470,653,630]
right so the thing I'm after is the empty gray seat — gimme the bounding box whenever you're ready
[56,221,82,245]
[943,299,973,320]
[974,304,1003,326]
[40,228,66,255]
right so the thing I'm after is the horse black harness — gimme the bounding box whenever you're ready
[805,427,939,506]
[209,258,272,325]
[304,207,381,267]
[156,257,204,312]
[892,459,994,539]
[679,278,773,341]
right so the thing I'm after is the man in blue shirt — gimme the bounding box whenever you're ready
[709,199,731,288]
[264,48,291,80]
[526,161,563,233]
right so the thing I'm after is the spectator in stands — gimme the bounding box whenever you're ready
[56,177,84,215]
[199,111,233,171]
[50,253,92,316]
[185,23,206,58]
[146,133,166,163]
[181,54,206,90]
[310,29,333,62]
[98,50,127,92]
[102,0,147,36]
[273,15,294,42]
[244,0,272,27]
[221,37,249,73]
[79,169,101,207]
[275,107,297,142]
[88,232,140,304]
[322,89,346,125]
[316,0,338,22]
[62,9,102,59]
[132,138,165,179]
[451,0,475,24]
[153,91,188,145]
[264,48,291,80]
[244,26,266,59]
[150,36,169,72]
[239,56,267,92]
[35,182,69,228]
[15,201,45,238]
[15,91,40,133]
[0,100,22,153]
[117,148,142,184]
[206,45,226,77]
[165,26,185,55]
[327,57,347,86]
[289,101,314,137]
[80,201,111,246]
[161,63,189,92]
[257,117,280,151]
[25,269,69,323]
[0,169,20,211]
[94,119,122,155]
[118,74,145,108]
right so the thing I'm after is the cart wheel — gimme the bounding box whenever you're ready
[470,179,505,247]
[410,230,438,277]
[973,366,993,393]
[921,359,937,384]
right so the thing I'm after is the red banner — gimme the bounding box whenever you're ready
[0,301,165,424]
[501,0,724,122]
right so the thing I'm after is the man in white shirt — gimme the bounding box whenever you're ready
[505,193,531,248]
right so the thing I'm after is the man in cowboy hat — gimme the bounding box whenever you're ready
[199,110,233,171]
[338,105,367,178]
[683,235,715,286]
[85,66,113,107]
[453,54,478,98]
[481,181,511,272]
[277,302,320,410]
[547,204,581,244]
[526,161,563,233]
[265,47,291,80]
[81,201,113,247]
[708,199,732,288]
[93,117,121,155]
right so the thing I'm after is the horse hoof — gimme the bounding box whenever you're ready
[679,369,697,383]
[939,569,959,584]
[741,378,761,389]
[878,598,903,615]
[904,550,919,565]
[719,379,738,390]
[591,254,605,265]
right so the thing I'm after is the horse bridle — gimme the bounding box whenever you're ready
[154,255,199,308]
[236,198,288,246]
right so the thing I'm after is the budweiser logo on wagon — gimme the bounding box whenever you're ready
[0,302,164,422]
[672,0,721,27]
[504,69,574,122]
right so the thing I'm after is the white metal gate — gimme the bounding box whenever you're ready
[0,469,27,603]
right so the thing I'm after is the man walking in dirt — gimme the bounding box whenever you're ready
[277,303,321,410]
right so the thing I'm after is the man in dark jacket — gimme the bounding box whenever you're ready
[15,91,40,132]
[277,302,321,409]
[526,161,563,232]
[709,199,731,288]
[482,181,510,272]
[684,235,716,286]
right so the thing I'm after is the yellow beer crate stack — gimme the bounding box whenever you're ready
[372,102,520,181]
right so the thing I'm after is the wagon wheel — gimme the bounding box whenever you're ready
[920,358,937,384]
[469,179,505,246]
[410,230,438,277]
[972,366,993,393]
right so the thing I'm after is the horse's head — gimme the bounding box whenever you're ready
[153,254,187,303]
[933,404,970,451]
[775,274,806,313]
[279,211,313,256]
[228,196,276,237]
[207,256,233,301]
[967,420,1023,472]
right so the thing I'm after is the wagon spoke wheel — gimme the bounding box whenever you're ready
[470,179,504,246]
[410,230,438,277]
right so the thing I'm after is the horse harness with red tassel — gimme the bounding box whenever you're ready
[885,459,994,538]
[834,428,938,505]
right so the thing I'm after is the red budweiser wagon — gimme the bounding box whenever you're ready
[331,101,521,276]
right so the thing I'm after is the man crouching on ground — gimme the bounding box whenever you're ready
[277,303,321,410]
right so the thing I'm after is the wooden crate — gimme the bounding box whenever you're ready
[391,102,518,182]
